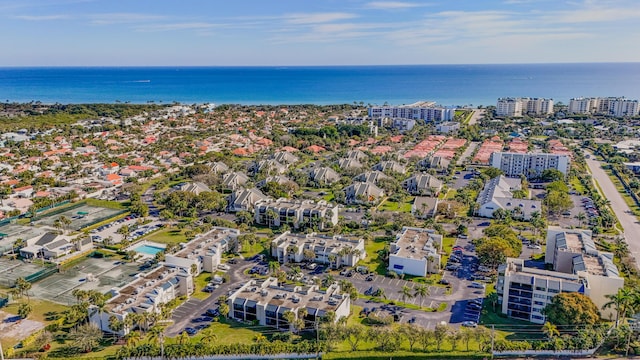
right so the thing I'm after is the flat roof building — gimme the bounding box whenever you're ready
[271,231,365,268]
[255,198,339,231]
[388,227,442,276]
[165,227,239,274]
[490,152,570,179]
[227,277,350,330]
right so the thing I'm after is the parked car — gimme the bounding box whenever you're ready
[462,321,478,327]
[184,327,197,335]
[366,275,375,281]
[470,282,485,289]
[218,264,231,271]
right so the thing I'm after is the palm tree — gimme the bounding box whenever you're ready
[200,328,218,346]
[108,316,124,339]
[282,310,296,332]
[18,302,32,319]
[542,321,559,340]
[146,325,164,344]
[399,285,413,304]
[125,330,141,347]
[575,212,587,227]
[414,284,430,308]
[268,261,280,275]
[603,288,633,327]
[323,274,335,287]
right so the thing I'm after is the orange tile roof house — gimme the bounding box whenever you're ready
[305,145,326,153]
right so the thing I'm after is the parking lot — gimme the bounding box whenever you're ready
[90,215,162,244]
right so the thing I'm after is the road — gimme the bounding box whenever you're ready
[584,151,640,266]
[467,109,485,126]
[457,142,479,166]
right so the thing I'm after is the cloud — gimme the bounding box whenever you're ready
[89,13,166,25]
[135,22,220,32]
[283,12,357,25]
[365,1,425,9]
[13,14,70,21]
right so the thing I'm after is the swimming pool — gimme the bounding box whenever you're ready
[134,244,165,255]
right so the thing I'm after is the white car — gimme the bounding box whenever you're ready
[218,264,231,271]
[527,244,541,249]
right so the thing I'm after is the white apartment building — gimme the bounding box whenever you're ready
[254,198,339,231]
[497,227,623,324]
[368,102,456,123]
[496,98,554,117]
[496,98,523,117]
[490,152,570,179]
[165,227,239,274]
[569,97,639,117]
[476,176,542,220]
[271,231,365,268]
[228,277,350,330]
[90,265,192,335]
[388,227,442,276]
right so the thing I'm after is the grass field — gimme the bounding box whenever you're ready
[143,228,188,245]
[379,198,413,213]
[360,236,390,275]
[0,299,70,349]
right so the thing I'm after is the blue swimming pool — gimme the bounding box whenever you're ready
[134,244,165,255]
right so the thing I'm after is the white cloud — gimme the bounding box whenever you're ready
[14,14,70,21]
[89,13,166,25]
[283,12,357,25]
[365,1,425,9]
[135,22,219,32]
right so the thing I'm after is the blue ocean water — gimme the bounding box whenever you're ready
[0,63,639,106]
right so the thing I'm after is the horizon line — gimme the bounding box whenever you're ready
[1,61,640,69]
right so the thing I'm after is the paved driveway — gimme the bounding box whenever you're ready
[165,260,255,337]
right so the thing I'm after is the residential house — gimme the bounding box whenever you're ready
[227,188,269,212]
[337,158,363,171]
[412,196,439,219]
[373,161,405,174]
[344,182,385,204]
[209,161,230,174]
[178,182,211,195]
[308,167,341,186]
[354,171,389,185]
[418,156,451,173]
[402,174,443,196]
[271,151,300,166]
[222,172,249,191]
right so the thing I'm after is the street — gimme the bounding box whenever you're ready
[584,151,640,266]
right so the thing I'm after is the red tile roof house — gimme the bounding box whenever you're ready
[305,145,326,153]
[13,185,34,198]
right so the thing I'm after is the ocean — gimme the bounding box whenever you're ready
[0,63,639,106]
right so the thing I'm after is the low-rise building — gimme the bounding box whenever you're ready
[436,122,460,134]
[411,196,439,219]
[222,172,249,191]
[271,231,365,268]
[227,277,350,330]
[388,227,442,276]
[308,167,341,186]
[254,199,339,230]
[165,227,239,274]
[476,176,541,220]
[227,188,269,212]
[90,265,192,335]
[373,161,405,174]
[344,182,384,204]
[178,182,211,195]
[354,171,389,185]
[418,155,451,173]
[402,174,442,196]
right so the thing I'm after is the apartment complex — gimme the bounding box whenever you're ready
[271,232,365,268]
[388,227,442,276]
[496,98,554,117]
[254,198,339,231]
[165,227,239,274]
[497,227,623,324]
[568,97,639,117]
[90,265,192,335]
[227,277,350,330]
[368,102,455,123]
[490,152,570,179]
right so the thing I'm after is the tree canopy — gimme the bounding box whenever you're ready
[543,292,601,326]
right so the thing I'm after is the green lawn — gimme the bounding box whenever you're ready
[379,197,414,213]
[1,299,70,349]
[144,228,188,245]
[569,176,587,195]
[359,236,391,275]
[240,239,268,258]
[167,318,268,344]
[192,272,214,300]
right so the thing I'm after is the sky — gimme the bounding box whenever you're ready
[1,0,639,66]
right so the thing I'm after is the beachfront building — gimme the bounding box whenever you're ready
[271,231,365,268]
[497,227,623,324]
[490,152,570,179]
[254,199,339,230]
[476,176,541,220]
[89,265,192,336]
[368,102,456,123]
[388,227,442,276]
[164,227,239,274]
[569,97,639,117]
[496,98,554,117]
[227,277,350,330]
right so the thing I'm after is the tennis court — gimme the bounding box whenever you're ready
[33,204,124,231]
[0,258,49,288]
[0,224,46,255]
[30,256,141,305]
